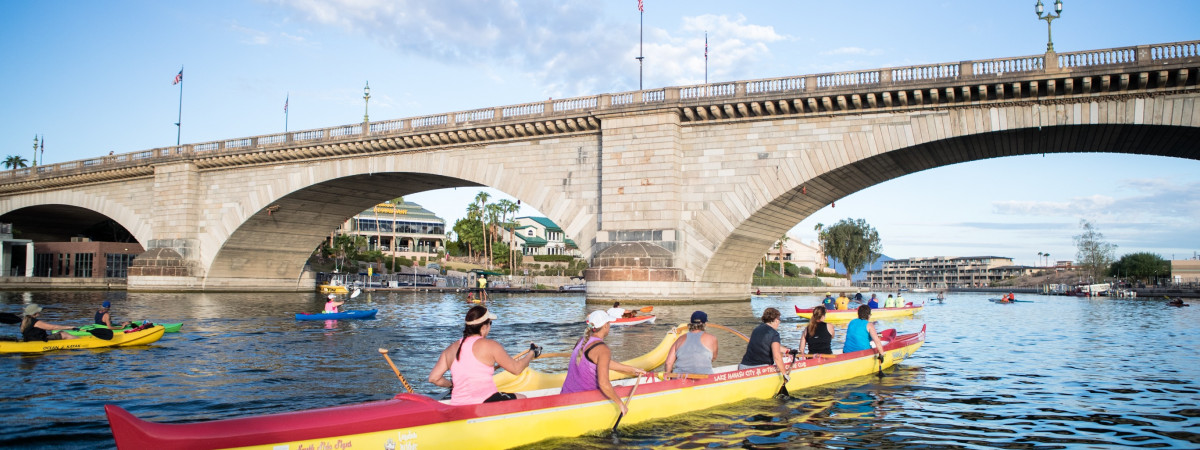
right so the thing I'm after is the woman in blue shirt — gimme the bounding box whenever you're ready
[842,305,884,357]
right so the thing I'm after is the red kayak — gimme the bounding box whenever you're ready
[611,314,656,326]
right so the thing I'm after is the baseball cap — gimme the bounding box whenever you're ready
[327,294,337,300]
[24,304,43,315]
[690,311,708,324]
[102,301,111,308]
[587,310,615,329]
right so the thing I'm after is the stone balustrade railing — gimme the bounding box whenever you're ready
[3,40,1197,183]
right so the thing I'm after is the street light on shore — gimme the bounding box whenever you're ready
[1035,0,1063,52]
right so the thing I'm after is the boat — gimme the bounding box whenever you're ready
[987,298,1033,303]
[105,325,926,449]
[64,321,183,337]
[0,326,166,354]
[610,314,656,326]
[794,304,922,322]
[295,309,377,321]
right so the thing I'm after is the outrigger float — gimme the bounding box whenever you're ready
[105,324,925,449]
[795,304,922,322]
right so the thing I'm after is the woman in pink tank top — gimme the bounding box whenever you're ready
[560,310,647,415]
[428,306,539,405]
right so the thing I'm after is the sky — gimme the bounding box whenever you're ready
[2,0,1199,267]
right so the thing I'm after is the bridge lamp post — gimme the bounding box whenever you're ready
[1035,0,1063,53]
[363,81,371,123]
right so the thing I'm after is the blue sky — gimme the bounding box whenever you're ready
[2,1,1198,265]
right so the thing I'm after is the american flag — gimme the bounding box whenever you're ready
[172,68,183,85]
[637,0,643,12]
[705,33,708,60]
[284,95,289,113]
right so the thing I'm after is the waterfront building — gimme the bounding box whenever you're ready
[0,223,34,277]
[1171,259,1200,284]
[500,217,580,257]
[762,235,827,274]
[336,201,445,262]
[863,256,1036,290]
[2,222,143,279]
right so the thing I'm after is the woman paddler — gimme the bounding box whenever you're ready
[428,306,536,405]
[20,304,78,341]
[560,311,647,415]
[797,305,835,356]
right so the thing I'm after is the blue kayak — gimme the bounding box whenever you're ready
[295,309,378,320]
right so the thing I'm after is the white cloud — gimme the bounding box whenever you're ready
[274,1,789,96]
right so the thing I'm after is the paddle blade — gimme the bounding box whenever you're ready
[639,306,654,313]
[351,289,362,299]
[87,328,114,340]
[0,312,21,325]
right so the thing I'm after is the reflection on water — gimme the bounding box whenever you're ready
[2,290,1198,448]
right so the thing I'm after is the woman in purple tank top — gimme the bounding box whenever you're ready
[560,310,647,415]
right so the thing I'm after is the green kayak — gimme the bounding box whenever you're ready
[64,321,183,337]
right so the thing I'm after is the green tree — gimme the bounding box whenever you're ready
[1108,252,1169,283]
[331,234,367,272]
[775,234,789,277]
[3,155,29,171]
[816,218,882,277]
[452,217,483,261]
[473,191,491,266]
[1074,219,1117,281]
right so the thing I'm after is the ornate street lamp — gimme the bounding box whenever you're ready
[1035,0,1063,52]
[363,81,371,123]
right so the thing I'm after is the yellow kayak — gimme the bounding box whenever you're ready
[795,304,922,322]
[493,324,687,392]
[0,326,166,354]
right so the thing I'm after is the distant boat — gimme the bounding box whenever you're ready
[910,288,931,293]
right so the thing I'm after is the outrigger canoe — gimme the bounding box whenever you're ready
[794,304,922,321]
[105,325,925,449]
[295,309,377,321]
[64,321,183,337]
[0,326,166,354]
[988,298,1033,303]
[611,314,656,326]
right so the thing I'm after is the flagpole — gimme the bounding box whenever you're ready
[705,31,708,85]
[285,93,289,132]
[637,2,644,90]
[175,66,184,147]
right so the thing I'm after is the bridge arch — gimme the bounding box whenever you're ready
[0,191,152,245]
[198,146,599,290]
[695,114,1200,288]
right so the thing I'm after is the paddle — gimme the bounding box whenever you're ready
[0,312,20,325]
[83,327,114,340]
[638,306,653,313]
[876,353,885,378]
[611,374,643,439]
[707,323,750,342]
[378,348,415,393]
[512,343,543,361]
[350,289,362,299]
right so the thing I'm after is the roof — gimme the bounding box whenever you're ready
[520,216,562,232]
[355,201,445,223]
[517,235,548,247]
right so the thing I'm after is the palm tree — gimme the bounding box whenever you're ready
[485,203,503,269]
[474,192,491,266]
[3,155,29,172]
[465,203,482,261]
[813,223,826,272]
[776,234,789,277]
[498,199,520,270]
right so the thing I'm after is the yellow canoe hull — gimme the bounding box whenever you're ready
[216,329,925,450]
[0,326,166,354]
[319,285,349,294]
[796,306,922,322]
[493,324,687,392]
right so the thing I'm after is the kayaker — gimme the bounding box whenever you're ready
[95,301,131,328]
[606,302,627,320]
[797,306,835,356]
[665,311,718,375]
[867,294,880,309]
[561,310,647,415]
[835,293,850,310]
[428,306,536,405]
[475,275,489,302]
[324,294,344,313]
[821,292,836,310]
[883,294,898,308]
[842,305,884,359]
[20,304,78,341]
[739,307,790,382]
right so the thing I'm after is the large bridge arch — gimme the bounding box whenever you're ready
[0,190,153,245]
[197,139,601,290]
[694,116,1200,290]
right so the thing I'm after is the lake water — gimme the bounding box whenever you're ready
[2,290,1197,448]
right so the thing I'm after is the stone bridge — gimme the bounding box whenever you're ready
[2,40,1198,301]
